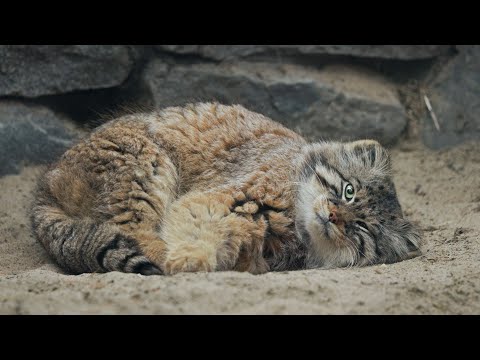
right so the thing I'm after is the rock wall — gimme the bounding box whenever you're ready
[1,44,478,176]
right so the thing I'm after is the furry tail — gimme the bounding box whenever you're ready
[31,181,162,276]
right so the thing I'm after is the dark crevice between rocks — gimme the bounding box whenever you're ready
[0,45,156,131]
[245,53,441,84]
[152,46,456,86]
[422,52,459,85]
[152,47,221,65]
[3,60,155,131]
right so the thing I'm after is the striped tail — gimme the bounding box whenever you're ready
[31,203,162,275]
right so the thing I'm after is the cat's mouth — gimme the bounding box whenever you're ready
[315,213,332,238]
[312,211,355,250]
[315,213,329,225]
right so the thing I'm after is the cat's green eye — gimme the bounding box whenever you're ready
[344,183,355,201]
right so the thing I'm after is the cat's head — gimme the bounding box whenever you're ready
[295,139,422,269]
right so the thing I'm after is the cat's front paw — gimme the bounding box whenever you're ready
[162,245,215,275]
[164,257,212,275]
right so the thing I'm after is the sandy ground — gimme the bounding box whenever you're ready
[1,140,479,314]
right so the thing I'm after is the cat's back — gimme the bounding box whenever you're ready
[57,103,306,193]
[63,102,302,159]
[147,102,305,176]
[147,102,306,190]
[149,102,303,149]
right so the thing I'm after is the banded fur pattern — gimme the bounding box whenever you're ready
[31,182,161,275]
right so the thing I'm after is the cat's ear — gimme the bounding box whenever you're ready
[346,139,390,168]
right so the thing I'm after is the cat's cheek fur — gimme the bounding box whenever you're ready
[303,221,350,269]
[296,183,353,268]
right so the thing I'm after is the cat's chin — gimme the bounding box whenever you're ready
[305,222,359,269]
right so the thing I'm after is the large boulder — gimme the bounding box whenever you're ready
[142,60,406,144]
[0,45,134,97]
[156,45,451,61]
[0,101,85,176]
[422,45,480,148]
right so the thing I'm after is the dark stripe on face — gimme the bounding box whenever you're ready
[296,221,311,244]
[356,232,366,257]
[374,240,382,258]
[367,146,376,165]
[315,172,340,197]
[316,154,348,183]
[96,234,121,270]
[301,152,347,186]
[353,177,362,188]
[356,221,368,230]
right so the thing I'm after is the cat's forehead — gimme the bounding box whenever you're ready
[308,141,391,182]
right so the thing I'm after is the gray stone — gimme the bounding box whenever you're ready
[422,45,480,149]
[156,45,451,61]
[0,45,134,97]
[0,101,85,176]
[142,60,407,144]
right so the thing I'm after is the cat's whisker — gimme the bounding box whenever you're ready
[346,242,358,267]
[344,236,363,267]
[350,236,367,264]
[345,244,355,268]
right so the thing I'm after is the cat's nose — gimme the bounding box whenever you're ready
[329,210,338,224]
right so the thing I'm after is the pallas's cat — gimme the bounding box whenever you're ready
[31,103,421,275]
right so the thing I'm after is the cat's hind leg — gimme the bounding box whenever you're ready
[32,126,180,275]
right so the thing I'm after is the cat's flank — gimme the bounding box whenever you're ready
[31,103,421,275]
